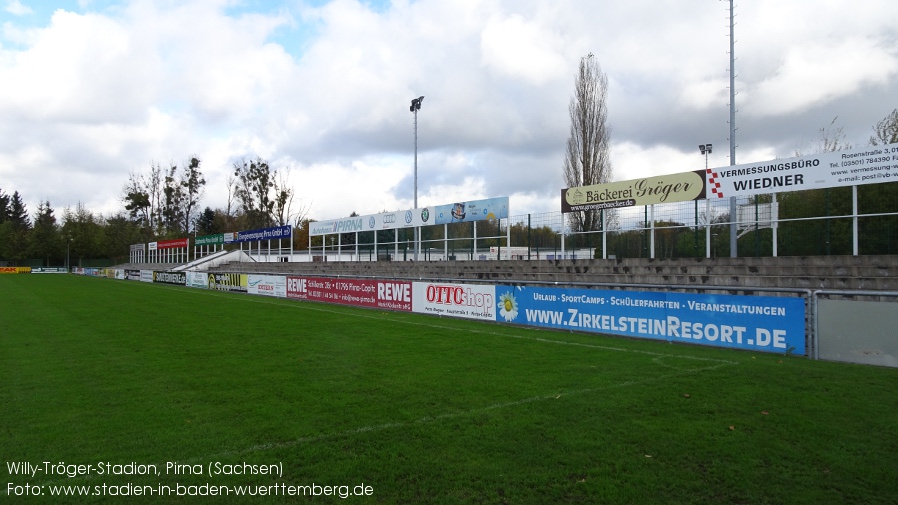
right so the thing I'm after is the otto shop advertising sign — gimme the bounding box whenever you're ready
[412,282,496,321]
[286,276,412,311]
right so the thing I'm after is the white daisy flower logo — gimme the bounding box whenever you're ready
[498,291,518,322]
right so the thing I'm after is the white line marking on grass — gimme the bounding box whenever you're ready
[37,282,740,487]
[192,359,736,462]
[38,357,733,488]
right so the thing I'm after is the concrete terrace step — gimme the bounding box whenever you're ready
[205,255,898,292]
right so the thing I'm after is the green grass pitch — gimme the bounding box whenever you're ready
[1,274,896,504]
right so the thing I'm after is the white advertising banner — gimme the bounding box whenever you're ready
[309,196,511,236]
[248,274,287,298]
[186,271,209,289]
[412,282,496,321]
[310,207,434,236]
[706,144,898,199]
[140,270,154,283]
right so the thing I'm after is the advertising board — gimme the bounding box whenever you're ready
[186,271,209,289]
[157,238,189,249]
[286,276,412,311]
[562,171,705,212]
[125,269,141,281]
[0,267,31,274]
[494,286,805,354]
[140,270,154,283]
[412,282,496,321]
[208,273,247,292]
[706,144,898,199]
[433,197,509,224]
[195,233,224,246]
[233,225,291,243]
[248,275,287,298]
[153,271,186,285]
[310,197,510,237]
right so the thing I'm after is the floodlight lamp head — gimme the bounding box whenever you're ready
[707,143,712,153]
[410,96,424,112]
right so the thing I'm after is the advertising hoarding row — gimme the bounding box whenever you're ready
[562,143,898,211]
[310,197,510,237]
[95,269,806,355]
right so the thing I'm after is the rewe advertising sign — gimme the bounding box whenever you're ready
[286,276,412,311]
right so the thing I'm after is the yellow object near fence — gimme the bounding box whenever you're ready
[0,266,32,274]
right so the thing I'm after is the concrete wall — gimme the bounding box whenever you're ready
[208,255,898,292]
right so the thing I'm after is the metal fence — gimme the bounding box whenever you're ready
[301,182,898,261]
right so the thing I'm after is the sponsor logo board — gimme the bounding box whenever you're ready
[286,276,412,311]
[494,286,805,354]
[248,275,287,298]
[195,233,224,246]
[153,271,186,285]
[233,225,291,243]
[31,267,68,274]
[0,267,31,274]
[157,238,189,249]
[433,197,509,225]
[186,271,209,289]
[562,171,705,212]
[208,273,247,292]
[412,282,496,321]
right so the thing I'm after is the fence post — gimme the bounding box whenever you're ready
[527,214,532,260]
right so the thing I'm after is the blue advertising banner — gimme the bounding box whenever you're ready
[495,286,805,354]
[433,197,509,224]
[233,225,292,243]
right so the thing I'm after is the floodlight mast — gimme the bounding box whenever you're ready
[699,144,712,167]
[727,0,737,257]
[410,96,424,261]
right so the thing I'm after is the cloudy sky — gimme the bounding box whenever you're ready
[1,0,896,224]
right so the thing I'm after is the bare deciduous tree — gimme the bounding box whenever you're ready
[232,157,308,229]
[563,53,613,233]
[272,170,309,228]
[870,108,898,146]
[795,117,850,156]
